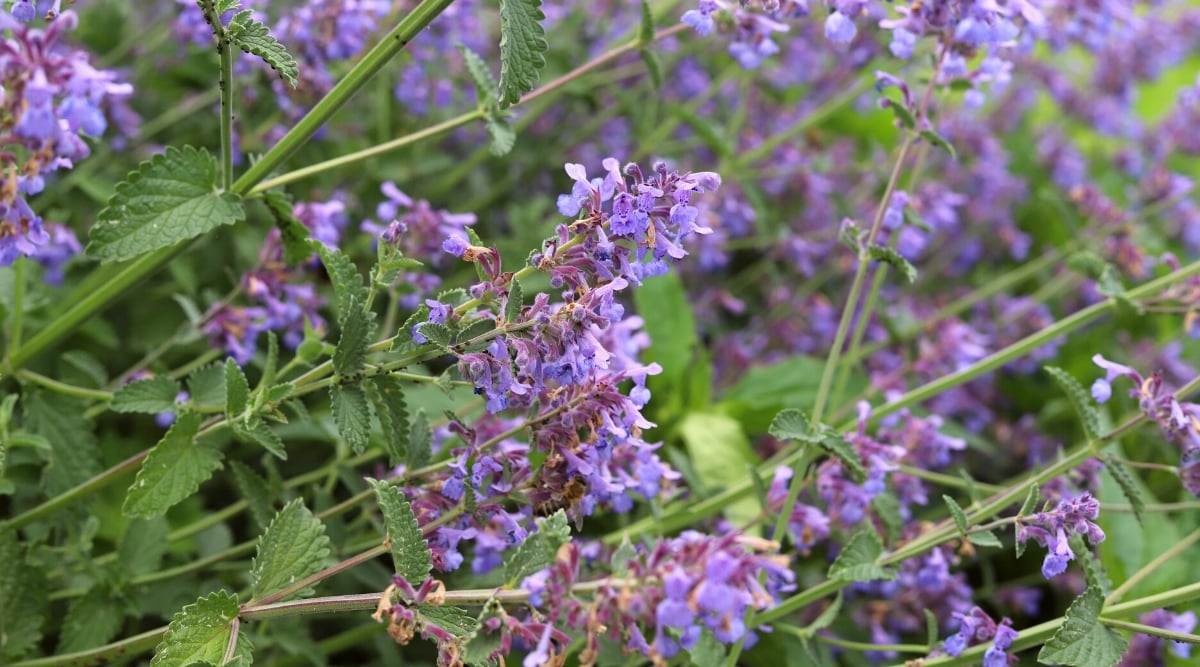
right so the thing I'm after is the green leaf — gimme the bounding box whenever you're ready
[87,146,244,262]
[227,10,298,87]
[871,493,903,544]
[0,531,47,661]
[867,244,917,283]
[720,356,866,433]
[633,270,697,394]
[460,45,498,107]
[1102,455,1145,525]
[152,590,250,667]
[828,527,895,582]
[1016,483,1041,559]
[497,0,548,106]
[229,461,275,530]
[924,608,939,651]
[24,391,100,497]
[225,357,250,422]
[486,116,516,157]
[417,605,480,638]
[187,362,227,410]
[314,243,368,323]
[678,413,761,530]
[263,191,311,265]
[918,128,957,159]
[251,499,332,602]
[1038,587,1127,667]
[1045,366,1101,440]
[610,537,637,574]
[883,97,916,129]
[1071,534,1113,595]
[456,318,496,347]
[768,408,819,442]
[57,590,123,654]
[369,376,411,467]
[943,495,969,534]
[124,412,223,518]
[967,530,1003,548]
[233,420,287,460]
[330,384,372,455]
[504,510,571,586]
[333,296,374,377]
[687,630,727,667]
[637,0,655,43]
[111,376,183,414]
[407,409,433,470]
[369,479,431,584]
[639,47,663,90]
[416,322,453,347]
[119,517,170,578]
[505,280,524,324]
[818,433,867,482]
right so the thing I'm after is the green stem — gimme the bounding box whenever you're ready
[2,449,148,531]
[199,0,234,191]
[8,627,166,667]
[254,545,389,606]
[1101,618,1200,645]
[1107,526,1200,604]
[7,255,25,360]
[16,370,113,401]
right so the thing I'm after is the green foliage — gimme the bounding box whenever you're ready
[828,527,895,582]
[770,409,866,481]
[504,510,570,586]
[678,412,761,529]
[23,391,101,497]
[407,408,433,470]
[719,357,865,433]
[417,605,480,638]
[250,499,332,601]
[263,191,312,265]
[233,420,287,459]
[111,375,183,414]
[1038,587,1128,667]
[688,630,727,667]
[369,375,411,467]
[58,590,123,654]
[119,517,170,579]
[152,590,251,667]
[0,530,46,661]
[867,244,918,283]
[944,494,969,534]
[87,146,245,262]
[918,128,957,159]
[227,9,299,87]
[330,384,372,455]
[416,321,453,347]
[187,362,228,411]
[497,0,548,106]
[229,461,276,530]
[225,357,250,422]
[369,479,432,585]
[1045,366,1102,440]
[333,296,374,377]
[314,242,369,323]
[123,412,223,518]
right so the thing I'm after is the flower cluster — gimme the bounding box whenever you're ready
[941,606,1020,666]
[1092,355,1200,496]
[1118,608,1197,667]
[1,8,133,269]
[1016,492,1105,579]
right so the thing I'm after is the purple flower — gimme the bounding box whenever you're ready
[682,0,718,36]
[824,11,856,43]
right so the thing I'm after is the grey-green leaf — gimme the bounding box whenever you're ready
[233,420,287,460]
[330,384,372,455]
[486,116,516,157]
[111,376,183,414]
[417,605,480,638]
[504,280,523,324]
[333,297,374,377]
[966,530,1003,548]
[407,409,432,470]
[87,146,245,262]
[251,499,332,602]
[867,244,917,283]
[504,510,570,586]
[123,412,223,518]
[225,357,250,421]
[918,128,957,159]
[943,495,969,534]
[369,375,411,467]
[263,191,311,265]
[229,461,275,530]
[57,591,123,654]
[1038,587,1128,667]
[227,10,299,87]
[1102,455,1145,525]
[1045,366,1102,440]
[768,408,817,442]
[497,0,547,106]
[369,479,431,585]
[460,45,498,107]
[314,243,368,323]
[187,362,227,410]
[151,590,249,667]
[828,527,895,582]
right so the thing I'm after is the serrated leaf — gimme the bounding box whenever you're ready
[215,0,240,15]
[504,280,523,324]
[230,461,275,530]
[408,409,432,470]
[87,146,244,262]
[918,128,957,159]
[924,608,939,650]
[819,433,867,482]
[504,510,570,586]
[828,527,895,582]
[460,45,498,107]
[251,499,332,602]
[314,243,368,324]
[417,605,480,638]
[225,357,250,421]
[369,479,431,585]
[234,420,287,460]
[639,47,663,90]
[57,589,123,654]
[24,391,100,497]
[1070,534,1113,594]
[456,318,496,347]
[687,630,726,667]
[871,492,903,543]
[187,362,227,410]
[227,10,298,87]
[152,590,250,667]
[967,530,1003,548]
[943,495,969,534]
[867,244,917,283]
[1102,455,1145,525]
[1046,366,1101,440]
[0,531,47,661]
[497,0,547,106]
[330,384,371,455]
[369,376,411,467]
[333,297,374,377]
[263,191,311,265]
[111,376,183,414]
[1038,587,1127,667]
[119,517,170,578]
[638,0,654,44]
[485,116,516,157]
[124,412,223,518]
[1016,484,1041,558]
[884,97,916,129]
[768,408,818,442]
[416,322,453,347]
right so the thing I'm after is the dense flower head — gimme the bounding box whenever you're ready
[1118,609,1197,666]
[941,606,1018,663]
[1016,492,1105,579]
[1,8,135,269]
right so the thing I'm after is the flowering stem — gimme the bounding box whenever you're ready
[15,370,113,401]
[254,545,389,606]
[199,0,235,191]
[1100,618,1200,644]
[1106,526,1200,604]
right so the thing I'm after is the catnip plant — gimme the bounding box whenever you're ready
[1,0,1199,666]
